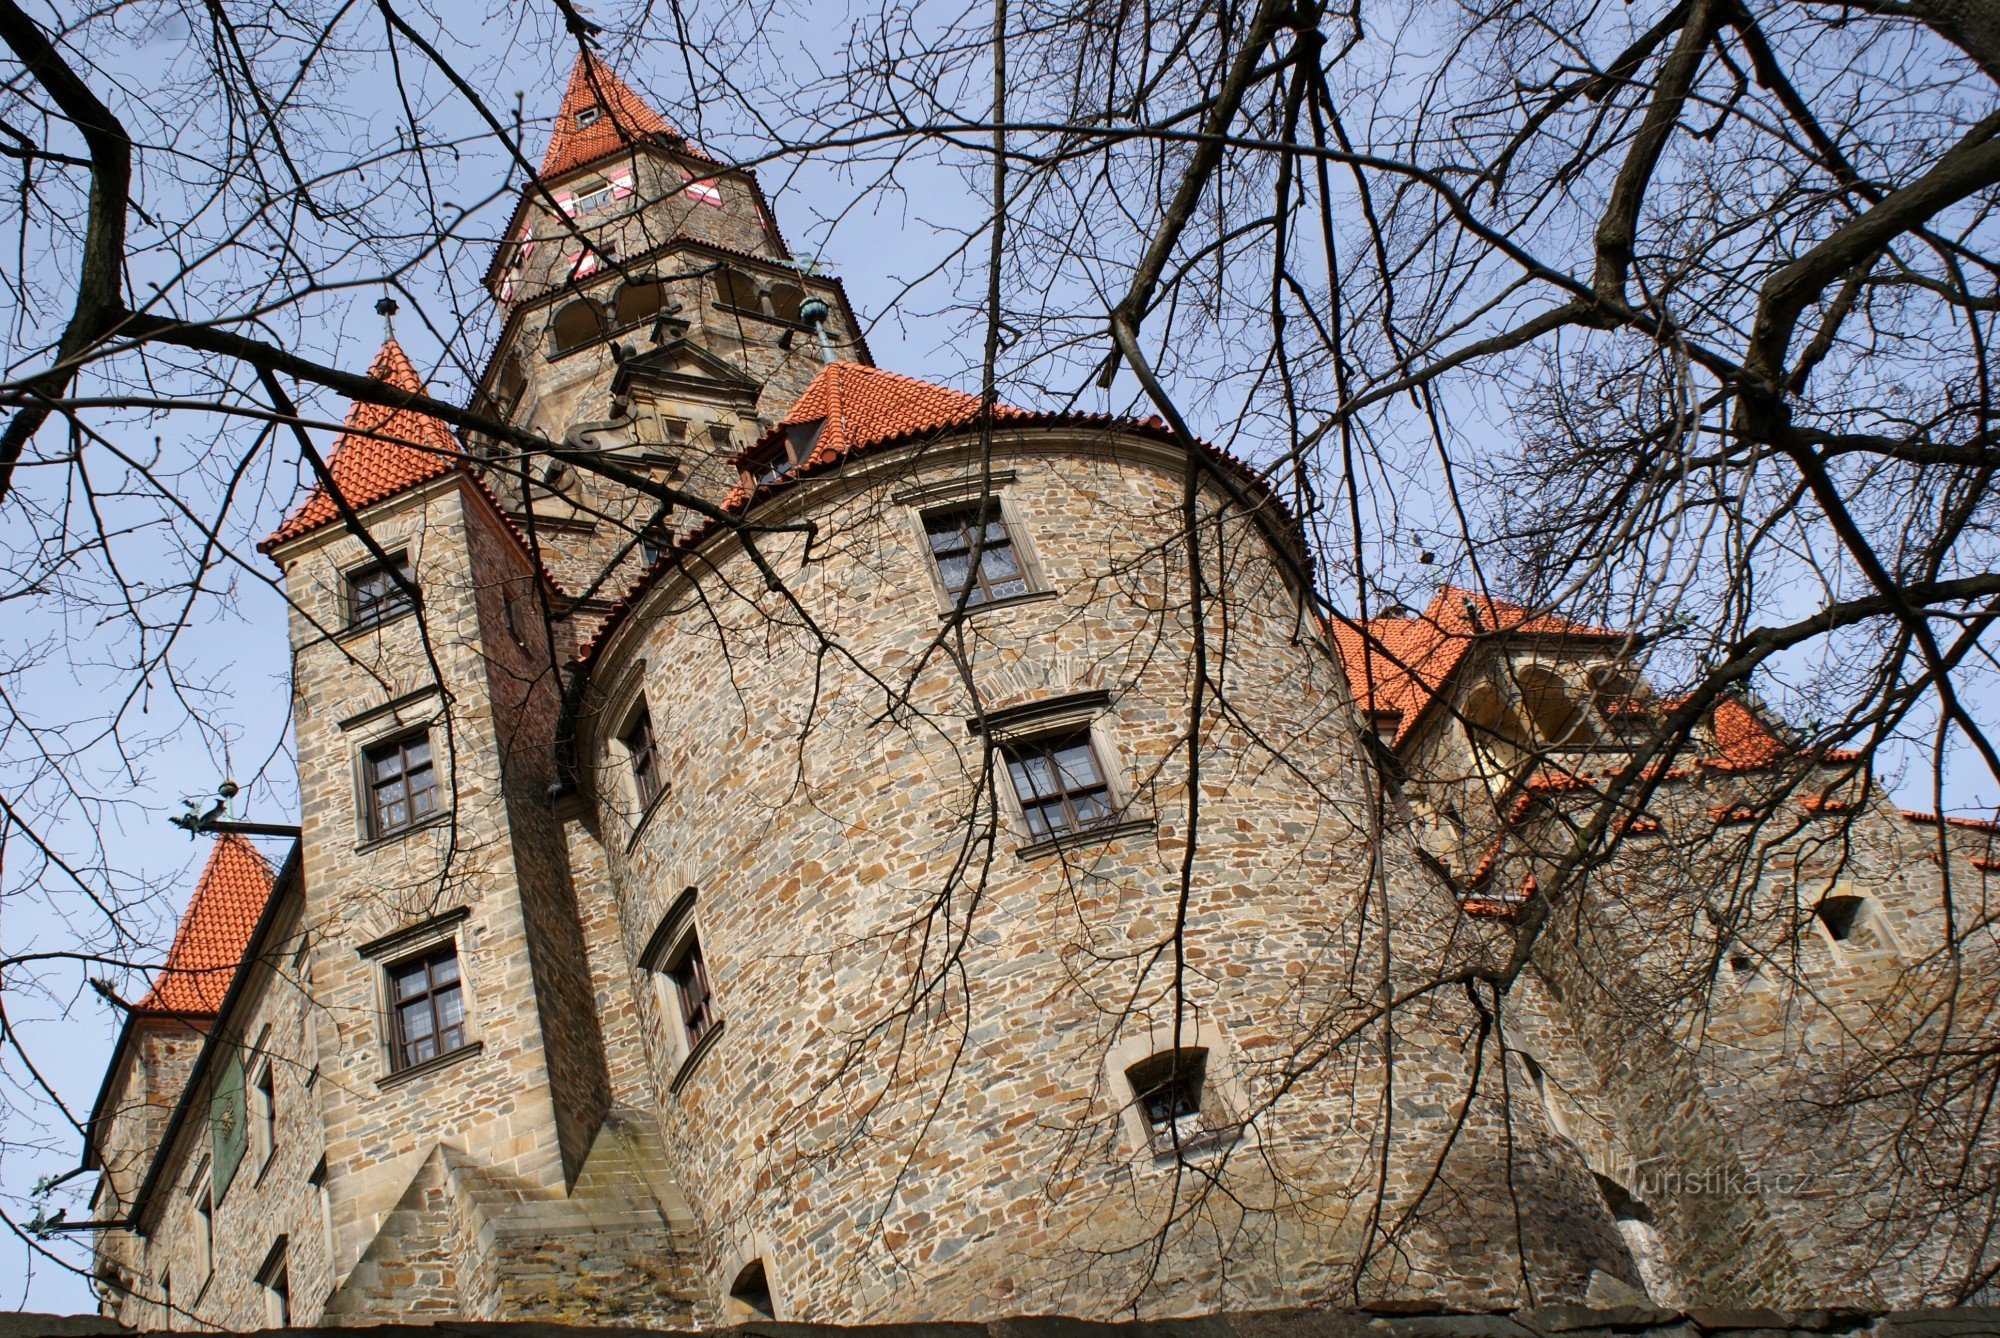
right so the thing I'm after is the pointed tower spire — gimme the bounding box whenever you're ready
[138,834,276,1014]
[541,51,684,178]
[260,336,461,551]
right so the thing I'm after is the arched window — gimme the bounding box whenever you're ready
[1461,681,1529,780]
[1122,1046,1233,1158]
[615,281,669,327]
[552,298,610,352]
[766,282,804,323]
[712,267,761,312]
[492,356,526,422]
[1514,664,1594,748]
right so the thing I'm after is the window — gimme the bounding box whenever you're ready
[713,267,761,310]
[744,419,821,483]
[924,502,1029,607]
[553,297,610,351]
[728,1258,775,1319]
[256,1241,290,1327]
[364,732,438,838]
[1815,894,1892,953]
[347,554,414,628]
[1003,730,1114,840]
[640,527,671,567]
[668,931,718,1050]
[388,944,467,1070]
[310,1159,333,1292]
[193,1183,213,1281]
[574,104,601,128]
[1124,1048,1226,1157]
[569,180,614,214]
[616,280,669,326]
[251,1063,276,1170]
[624,703,662,808]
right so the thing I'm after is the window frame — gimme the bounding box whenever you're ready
[345,553,416,631]
[256,1239,290,1327]
[385,942,470,1073]
[622,700,664,811]
[641,889,725,1088]
[921,499,1035,610]
[250,1060,277,1175]
[360,728,440,842]
[1110,1033,1243,1165]
[1000,728,1119,845]
[901,478,1051,614]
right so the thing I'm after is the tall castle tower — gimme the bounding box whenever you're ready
[87,50,1996,1329]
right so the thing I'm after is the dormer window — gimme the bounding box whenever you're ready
[744,419,823,484]
[574,104,602,128]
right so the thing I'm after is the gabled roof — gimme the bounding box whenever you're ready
[725,361,1027,507]
[1331,587,1622,745]
[541,52,686,179]
[138,834,275,1014]
[260,337,460,552]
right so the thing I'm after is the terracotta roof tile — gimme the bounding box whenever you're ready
[138,834,275,1014]
[541,53,688,179]
[261,337,460,551]
[721,362,1028,509]
[1330,588,1621,746]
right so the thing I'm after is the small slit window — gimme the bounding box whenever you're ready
[388,943,467,1070]
[1003,730,1114,841]
[574,104,602,128]
[925,501,1028,606]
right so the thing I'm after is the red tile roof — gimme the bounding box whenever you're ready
[541,52,685,179]
[721,362,1027,509]
[139,834,275,1014]
[261,337,460,551]
[1330,588,1622,745]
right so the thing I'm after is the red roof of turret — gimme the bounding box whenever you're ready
[541,52,682,178]
[138,834,275,1014]
[261,337,460,551]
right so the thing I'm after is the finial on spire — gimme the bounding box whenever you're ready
[376,294,399,339]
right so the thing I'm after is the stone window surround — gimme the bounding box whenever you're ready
[895,470,1058,618]
[255,1235,289,1327]
[968,691,1153,859]
[717,1232,786,1323]
[187,1165,214,1301]
[1103,1014,1250,1171]
[248,1024,277,1186]
[356,908,483,1088]
[342,549,417,634]
[615,687,672,849]
[1802,880,1899,964]
[349,716,449,851]
[640,886,726,1093]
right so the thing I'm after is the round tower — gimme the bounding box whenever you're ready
[567,367,1635,1321]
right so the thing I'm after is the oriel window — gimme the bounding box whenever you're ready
[925,502,1027,606]
[365,732,437,838]
[388,944,466,1070]
[1003,730,1114,840]
[348,554,415,628]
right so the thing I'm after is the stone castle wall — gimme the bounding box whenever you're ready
[572,429,1636,1322]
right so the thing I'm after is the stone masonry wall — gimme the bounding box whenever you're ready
[574,427,1636,1322]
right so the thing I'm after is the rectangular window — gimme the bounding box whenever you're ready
[364,732,437,838]
[1125,1048,1223,1157]
[925,502,1028,606]
[348,554,415,628]
[388,944,467,1070]
[624,704,662,808]
[194,1184,213,1280]
[251,1063,276,1170]
[669,931,718,1050]
[257,1242,290,1327]
[1003,730,1114,840]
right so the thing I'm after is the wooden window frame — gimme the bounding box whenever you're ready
[361,730,439,840]
[623,701,663,810]
[386,943,469,1072]
[922,499,1033,609]
[1000,728,1118,843]
[642,890,724,1086]
[346,553,415,630]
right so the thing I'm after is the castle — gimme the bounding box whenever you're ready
[81,54,2000,1328]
